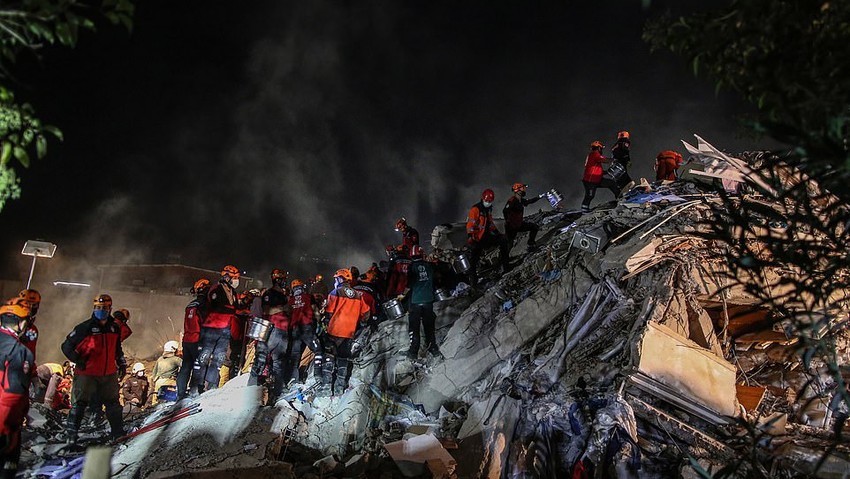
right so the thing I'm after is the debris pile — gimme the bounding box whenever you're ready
[20,137,850,478]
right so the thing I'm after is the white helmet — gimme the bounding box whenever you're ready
[163,341,179,353]
[132,362,145,374]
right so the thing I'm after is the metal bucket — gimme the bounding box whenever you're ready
[546,188,564,208]
[383,299,405,320]
[454,253,471,273]
[435,288,451,301]
[246,317,273,342]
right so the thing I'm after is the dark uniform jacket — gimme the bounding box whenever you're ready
[61,315,125,377]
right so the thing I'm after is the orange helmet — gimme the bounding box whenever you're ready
[314,274,323,282]
[511,183,527,193]
[0,299,30,321]
[394,217,407,232]
[410,245,424,258]
[617,131,630,140]
[93,294,113,309]
[221,265,240,279]
[115,308,130,320]
[334,268,353,282]
[590,141,604,150]
[192,278,210,294]
[271,269,287,282]
[363,269,379,283]
[18,289,40,313]
[482,189,495,202]
[291,279,305,289]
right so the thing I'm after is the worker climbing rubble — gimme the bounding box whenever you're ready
[317,268,371,397]
[466,188,509,279]
[177,278,208,400]
[60,294,126,443]
[604,130,634,197]
[195,265,240,393]
[151,341,182,403]
[581,140,609,213]
[0,300,34,479]
[503,182,544,252]
[248,269,294,405]
[655,149,684,181]
[394,217,420,254]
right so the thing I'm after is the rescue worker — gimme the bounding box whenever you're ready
[581,141,609,213]
[604,130,633,197]
[248,269,293,404]
[112,308,132,342]
[177,278,208,400]
[287,279,314,385]
[403,245,442,360]
[16,289,40,359]
[503,183,543,252]
[229,290,254,380]
[53,373,72,411]
[655,150,684,182]
[61,294,126,443]
[395,217,420,254]
[195,265,239,393]
[466,188,509,278]
[318,269,371,396]
[0,301,34,478]
[354,268,383,325]
[386,245,412,297]
[152,341,181,403]
[121,363,149,412]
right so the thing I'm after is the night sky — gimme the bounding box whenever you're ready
[1,0,768,284]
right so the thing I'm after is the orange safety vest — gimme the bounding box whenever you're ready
[466,202,497,241]
[326,285,371,339]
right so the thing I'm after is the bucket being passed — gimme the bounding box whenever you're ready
[546,188,564,208]
[383,299,406,320]
[454,253,472,273]
[435,288,451,301]
[246,317,273,342]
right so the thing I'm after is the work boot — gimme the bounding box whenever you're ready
[63,429,78,445]
[427,347,444,360]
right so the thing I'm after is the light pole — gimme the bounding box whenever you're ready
[21,240,57,289]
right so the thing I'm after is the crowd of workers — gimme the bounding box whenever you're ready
[0,130,687,475]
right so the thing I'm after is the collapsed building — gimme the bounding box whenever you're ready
[23,137,850,478]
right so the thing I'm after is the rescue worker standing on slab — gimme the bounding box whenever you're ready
[581,141,609,213]
[394,217,419,254]
[248,269,293,404]
[61,294,126,443]
[287,279,313,385]
[466,188,509,278]
[195,265,239,393]
[604,131,633,197]
[0,301,34,478]
[503,183,543,252]
[403,245,442,361]
[177,278,208,400]
[318,269,370,397]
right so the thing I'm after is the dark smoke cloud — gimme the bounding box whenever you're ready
[1,0,771,285]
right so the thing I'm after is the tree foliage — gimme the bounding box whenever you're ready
[645,1,850,475]
[0,0,133,210]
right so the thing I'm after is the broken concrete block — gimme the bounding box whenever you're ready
[384,433,456,478]
[636,321,738,417]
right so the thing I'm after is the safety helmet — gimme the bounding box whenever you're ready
[482,189,495,202]
[617,131,630,140]
[511,183,527,193]
[93,294,113,310]
[410,245,424,258]
[271,269,287,282]
[363,269,379,284]
[191,278,210,294]
[590,141,604,150]
[132,363,145,374]
[221,265,241,279]
[0,300,30,320]
[291,279,305,289]
[18,289,41,306]
[394,217,408,232]
[334,268,353,282]
[114,308,130,322]
[163,340,179,353]
[314,274,323,283]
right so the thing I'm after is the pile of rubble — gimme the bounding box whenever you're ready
[21,136,850,478]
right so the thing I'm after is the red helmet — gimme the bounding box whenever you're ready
[617,131,630,140]
[410,245,424,258]
[511,183,527,193]
[394,217,407,232]
[481,189,495,202]
[590,141,604,150]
